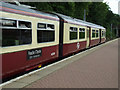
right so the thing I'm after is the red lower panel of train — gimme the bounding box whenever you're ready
[90,39,100,47]
[1,45,59,79]
[63,41,87,56]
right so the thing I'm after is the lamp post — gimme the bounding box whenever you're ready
[116,26,118,37]
[84,9,86,21]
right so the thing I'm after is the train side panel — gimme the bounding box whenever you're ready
[63,23,87,56]
[1,11,59,79]
[90,28,100,46]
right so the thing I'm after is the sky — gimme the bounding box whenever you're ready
[103,0,119,14]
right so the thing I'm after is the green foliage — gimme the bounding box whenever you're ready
[87,2,109,25]
[74,2,91,19]
[49,2,75,16]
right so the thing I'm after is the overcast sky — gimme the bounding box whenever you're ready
[103,0,119,14]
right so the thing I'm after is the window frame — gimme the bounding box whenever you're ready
[79,28,85,39]
[102,30,106,37]
[0,18,17,29]
[37,22,55,31]
[18,20,32,30]
[96,30,99,38]
[92,29,96,38]
[0,17,32,29]
[37,22,55,43]
[69,27,78,40]
[1,17,32,48]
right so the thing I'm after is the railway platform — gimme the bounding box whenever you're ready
[1,38,119,89]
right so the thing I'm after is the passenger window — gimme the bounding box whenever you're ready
[0,19,17,27]
[19,21,31,28]
[102,31,105,37]
[38,23,46,29]
[96,30,99,37]
[1,19,32,47]
[37,23,55,43]
[92,30,95,38]
[79,28,85,39]
[47,24,54,29]
[70,27,78,40]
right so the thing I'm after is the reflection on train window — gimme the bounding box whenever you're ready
[37,23,55,43]
[96,30,99,37]
[1,19,32,47]
[47,24,54,29]
[19,21,31,28]
[70,27,78,40]
[38,23,46,29]
[2,29,32,47]
[92,30,95,38]
[0,19,17,27]
[79,28,85,39]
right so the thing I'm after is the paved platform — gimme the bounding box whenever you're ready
[2,39,119,88]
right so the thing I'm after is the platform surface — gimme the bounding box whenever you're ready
[25,39,118,88]
[2,39,119,88]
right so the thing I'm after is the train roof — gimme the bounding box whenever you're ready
[0,1,59,21]
[54,12,105,30]
[74,19,105,30]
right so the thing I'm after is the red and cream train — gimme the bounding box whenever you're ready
[0,2,106,80]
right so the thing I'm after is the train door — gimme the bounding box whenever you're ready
[58,17,64,59]
[99,29,102,43]
[86,27,91,48]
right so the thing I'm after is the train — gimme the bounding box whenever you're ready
[0,2,106,80]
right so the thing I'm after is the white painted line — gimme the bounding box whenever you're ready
[0,38,118,88]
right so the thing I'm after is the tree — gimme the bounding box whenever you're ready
[87,2,109,26]
[74,2,91,20]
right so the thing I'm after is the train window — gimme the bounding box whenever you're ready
[79,28,85,39]
[38,23,46,29]
[2,19,32,47]
[102,31,105,37]
[47,24,54,29]
[37,23,55,43]
[0,19,17,28]
[96,30,99,37]
[19,21,31,28]
[70,27,78,40]
[92,30,96,38]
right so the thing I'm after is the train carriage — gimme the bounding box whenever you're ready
[84,22,106,47]
[0,1,106,80]
[90,26,106,46]
[0,2,60,79]
[55,14,88,57]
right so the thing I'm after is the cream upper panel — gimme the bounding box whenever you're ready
[1,11,59,54]
[63,23,87,44]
